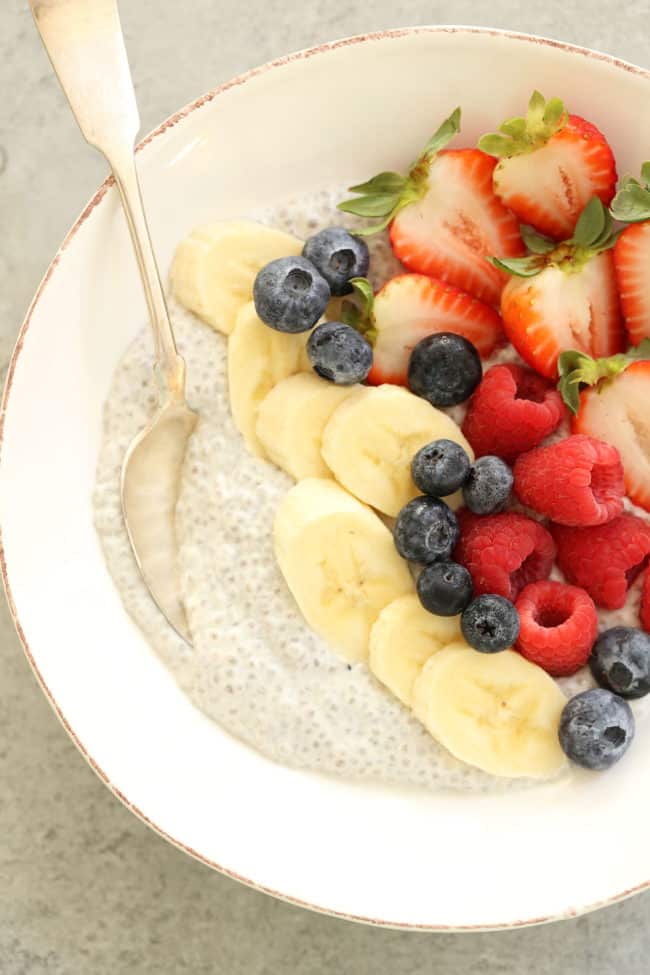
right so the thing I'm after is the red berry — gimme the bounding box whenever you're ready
[515,580,598,676]
[454,511,556,601]
[514,435,624,527]
[552,514,650,609]
[462,364,566,462]
[641,572,650,634]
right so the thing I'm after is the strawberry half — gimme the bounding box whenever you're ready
[369,274,503,384]
[479,91,617,240]
[611,163,650,345]
[558,345,650,511]
[338,109,523,307]
[492,198,624,379]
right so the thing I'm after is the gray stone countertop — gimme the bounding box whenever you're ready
[1,1,650,971]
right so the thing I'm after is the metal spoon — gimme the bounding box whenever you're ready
[29,0,197,641]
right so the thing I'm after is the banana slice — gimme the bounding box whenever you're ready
[369,594,461,706]
[170,220,303,334]
[256,372,358,480]
[412,644,567,778]
[321,384,474,517]
[228,302,310,457]
[274,478,414,662]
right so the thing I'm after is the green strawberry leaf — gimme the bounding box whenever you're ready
[340,277,376,340]
[488,254,547,277]
[478,90,567,158]
[556,339,650,414]
[610,167,650,223]
[347,172,407,195]
[569,198,617,253]
[421,107,462,159]
[521,225,556,254]
[337,108,461,235]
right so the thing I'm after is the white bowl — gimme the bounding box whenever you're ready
[3,27,650,930]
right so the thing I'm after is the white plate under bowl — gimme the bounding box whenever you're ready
[2,27,650,930]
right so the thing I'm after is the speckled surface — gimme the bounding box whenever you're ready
[2,1,650,971]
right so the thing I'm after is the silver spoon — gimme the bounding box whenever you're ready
[29,0,197,642]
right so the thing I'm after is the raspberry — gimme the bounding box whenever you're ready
[514,435,624,527]
[454,511,556,601]
[462,364,566,463]
[641,572,650,634]
[552,514,650,610]
[515,580,598,676]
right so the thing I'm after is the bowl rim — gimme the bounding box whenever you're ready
[3,24,650,931]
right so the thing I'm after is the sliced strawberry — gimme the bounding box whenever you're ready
[366,274,503,385]
[338,109,524,307]
[494,198,624,379]
[479,92,617,240]
[573,360,650,512]
[388,149,524,306]
[614,223,650,345]
[501,250,623,379]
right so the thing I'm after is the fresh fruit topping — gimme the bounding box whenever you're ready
[228,302,310,457]
[338,109,524,305]
[642,572,650,634]
[253,255,330,332]
[255,372,356,480]
[462,456,513,515]
[170,220,303,334]
[412,644,567,779]
[273,478,414,663]
[610,165,650,344]
[557,339,650,413]
[479,91,617,240]
[369,594,461,707]
[515,581,598,677]
[339,274,502,387]
[408,332,482,407]
[513,435,624,527]
[307,320,373,384]
[613,223,650,346]
[454,511,556,601]
[551,514,650,609]
[411,439,472,497]
[302,226,370,296]
[590,626,650,699]
[566,355,650,512]
[461,594,520,652]
[321,384,473,517]
[462,363,566,463]
[559,689,634,770]
[493,198,624,378]
[393,497,459,565]
[417,561,474,617]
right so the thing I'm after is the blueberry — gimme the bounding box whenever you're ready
[302,227,370,296]
[253,256,330,332]
[559,688,634,770]
[463,456,513,514]
[307,321,373,384]
[408,332,482,407]
[461,594,520,652]
[411,439,471,497]
[417,561,473,616]
[589,626,650,699]
[393,496,459,565]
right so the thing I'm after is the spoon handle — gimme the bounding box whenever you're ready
[29,0,186,398]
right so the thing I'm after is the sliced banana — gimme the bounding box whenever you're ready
[321,384,474,517]
[274,478,414,663]
[256,372,358,480]
[369,594,461,706]
[228,302,310,457]
[412,644,567,778]
[170,219,303,334]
